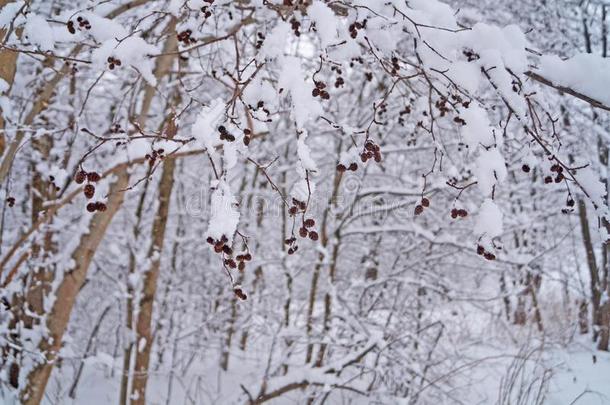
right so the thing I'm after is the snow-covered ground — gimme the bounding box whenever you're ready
[28,344,610,405]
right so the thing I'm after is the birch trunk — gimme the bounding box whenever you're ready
[21,170,129,405]
[129,116,178,404]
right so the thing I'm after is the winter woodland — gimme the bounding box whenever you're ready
[1,0,610,404]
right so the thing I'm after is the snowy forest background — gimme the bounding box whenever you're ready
[1,0,610,404]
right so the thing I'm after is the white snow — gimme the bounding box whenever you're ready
[474,148,507,197]
[474,198,504,240]
[92,37,159,86]
[24,14,54,51]
[308,1,340,49]
[539,53,610,108]
[206,180,240,243]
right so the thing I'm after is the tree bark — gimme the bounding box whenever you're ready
[129,133,177,404]
[578,200,602,343]
[20,170,129,405]
[119,177,152,405]
[0,0,19,156]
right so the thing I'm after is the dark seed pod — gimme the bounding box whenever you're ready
[336,164,346,173]
[75,171,87,184]
[299,227,308,238]
[414,205,424,216]
[238,261,245,271]
[521,164,530,173]
[451,208,458,219]
[84,184,95,199]
[421,198,430,207]
[214,243,224,253]
[308,231,319,241]
[304,218,315,228]
[244,253,252,261]
[555,173,564,183]
[233,287,247,300]
[86,202,97,212]
[483,252,496,261]
[348,162,358,171]
[95,202,107,212]
[222,245,233,255]
[458,209,468,217]
[207,237,214,244]
[87,172,100,182]
[476,245,485,255]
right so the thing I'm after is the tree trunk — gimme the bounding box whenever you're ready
[598,300,610,351]
[130,116,178,405]
[20,170,129,404]
[305,142,343,364]
[578,200,602,343]
[0,0,19,156]
[119,177,152,405]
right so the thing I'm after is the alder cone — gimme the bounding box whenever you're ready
[234,287,247,300]
[483,252,496,261]
[87,172,101,182]
[75,171,87,184]
[84,184,95,199]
